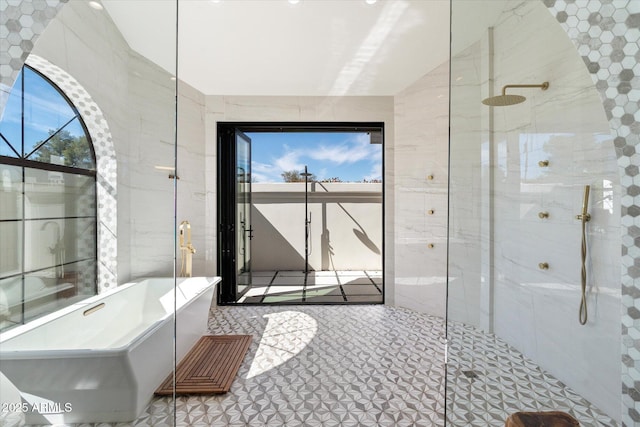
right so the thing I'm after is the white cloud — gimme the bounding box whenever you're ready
[252,161,282,183]
[273,145,304,172]
[252,145,306,182]
[308,133,377,165]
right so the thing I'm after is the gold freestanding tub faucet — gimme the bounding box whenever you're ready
[179,221,196,277]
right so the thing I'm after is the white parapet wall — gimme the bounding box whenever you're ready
[250,182,382,272]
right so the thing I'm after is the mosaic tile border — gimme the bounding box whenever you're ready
[24,55,118,293]
[542,1,640,424]
[0,0,67,102]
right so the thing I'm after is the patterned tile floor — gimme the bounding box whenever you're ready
[238,270,383,304]
[21,305,617,426]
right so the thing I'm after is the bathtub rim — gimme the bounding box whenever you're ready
[0,276,220,356]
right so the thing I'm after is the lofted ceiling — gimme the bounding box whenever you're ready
[101,0,449,96]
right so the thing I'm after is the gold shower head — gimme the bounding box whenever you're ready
[482,82,549,106]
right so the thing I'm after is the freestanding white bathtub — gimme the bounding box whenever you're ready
[0,276,219,424]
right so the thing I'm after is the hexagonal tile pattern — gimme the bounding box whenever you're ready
[545,1,640,425]
[0,0,67,114]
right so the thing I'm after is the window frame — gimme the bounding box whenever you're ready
[0,65,98,329]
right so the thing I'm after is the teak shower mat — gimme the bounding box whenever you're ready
[155,335,252,395]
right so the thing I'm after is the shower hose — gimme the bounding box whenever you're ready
[579,213,588,325]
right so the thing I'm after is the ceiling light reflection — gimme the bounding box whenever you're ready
[328,1,410,96]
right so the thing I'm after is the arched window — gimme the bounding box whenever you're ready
[0,65,97,332]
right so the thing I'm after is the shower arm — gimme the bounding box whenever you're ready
[501,82,549,95]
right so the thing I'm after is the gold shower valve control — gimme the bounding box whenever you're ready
[538,262,549,270]
[538,160,549,167]
[538,211,549,219]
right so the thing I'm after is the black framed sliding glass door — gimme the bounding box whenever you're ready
[218,127,253,304]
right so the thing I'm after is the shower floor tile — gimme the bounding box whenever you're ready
[44,305,618,427]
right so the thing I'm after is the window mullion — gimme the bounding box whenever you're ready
[24,114,79,160]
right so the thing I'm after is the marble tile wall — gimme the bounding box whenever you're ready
[447,38,487,328]
[450,0,622,420]
[393,61,449,317]
[176,81,208,277]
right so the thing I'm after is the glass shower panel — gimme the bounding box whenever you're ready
[448,1,621,426]
[0,1,179,426]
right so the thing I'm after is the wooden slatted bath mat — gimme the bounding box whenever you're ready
[155,335,252,395]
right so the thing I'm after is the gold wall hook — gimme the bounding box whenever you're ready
[538,262,549,270]
[538,160,549,167]
[428,243,435,249]
[538,211,549,219]
[427,209,435,215]
[427,174,434,180]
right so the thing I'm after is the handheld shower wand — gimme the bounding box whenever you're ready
[576,185,591,325]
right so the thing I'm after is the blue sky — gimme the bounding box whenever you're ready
[247,132,382,183]
[0,67,79,158]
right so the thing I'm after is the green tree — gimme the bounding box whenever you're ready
[33,129,94,169]
[281,170,316,182]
